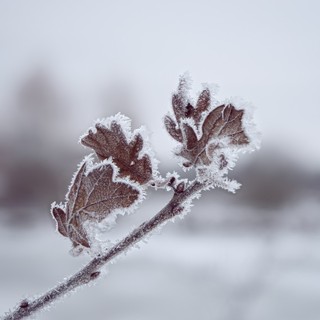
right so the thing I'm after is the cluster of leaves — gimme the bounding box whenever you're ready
[52,114,156,250]
[52,76,258,252]
[165,76,255,190]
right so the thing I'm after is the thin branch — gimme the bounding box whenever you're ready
[2,180,205,320]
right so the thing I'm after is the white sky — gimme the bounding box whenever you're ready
[0,0,319,169]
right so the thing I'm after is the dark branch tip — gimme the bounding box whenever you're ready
[90,271,101,280]
[175,182,185,193]
[168,177,176,187]
[19,300,29,309]
[182,162,192,168]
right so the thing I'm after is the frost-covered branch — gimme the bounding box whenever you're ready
[2,180,205,320]
[1,75,260,319]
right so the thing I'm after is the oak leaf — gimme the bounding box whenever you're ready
[52,160,140,248]
[165,77,250,169]
[81,116,153,185]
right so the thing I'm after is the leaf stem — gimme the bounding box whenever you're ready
[2,180,205,320]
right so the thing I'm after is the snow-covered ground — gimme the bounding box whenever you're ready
[1,196,320,320]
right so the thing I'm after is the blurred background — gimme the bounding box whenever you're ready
[0,1,319,319]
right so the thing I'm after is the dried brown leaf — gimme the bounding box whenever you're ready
[164,115,182,142]
[53,160,140,248]
[172,76,190,123]
[177,104,249,166]
[52,207,68,237]
[79,164,139,221]
[193,89,211,126]
[201,104,249,147]
[67,161,87,216]
[81,121,153,185]
[165,76,252,170]
[181,122,198,150]
[172,93,185,123]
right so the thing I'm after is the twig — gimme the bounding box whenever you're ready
[2,181,205,320]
